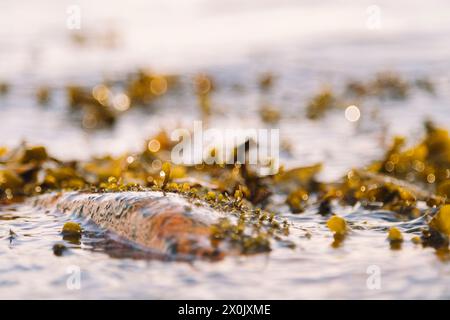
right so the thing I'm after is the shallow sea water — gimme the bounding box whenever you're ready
[1,200,449,299]
[1,0,450,299]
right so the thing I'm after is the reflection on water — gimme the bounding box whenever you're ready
[1,0,450,299]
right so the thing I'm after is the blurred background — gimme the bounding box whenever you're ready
[1,0,450,178]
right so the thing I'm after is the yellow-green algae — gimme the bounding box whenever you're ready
[1,121,449,254]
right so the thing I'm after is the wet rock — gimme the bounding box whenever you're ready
[35,191,225,259]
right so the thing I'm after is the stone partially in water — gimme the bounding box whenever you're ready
[35,191,225,259]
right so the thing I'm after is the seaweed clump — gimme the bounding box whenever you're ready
[368,121,450,202]
[317,122,450,218]
[347,72,410,100]
[1,121,449,255]
[0,132,294,254]
[63,69,180,130]
[307,72,434,120]
[420,205,450,250]
[306,88,336,120]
